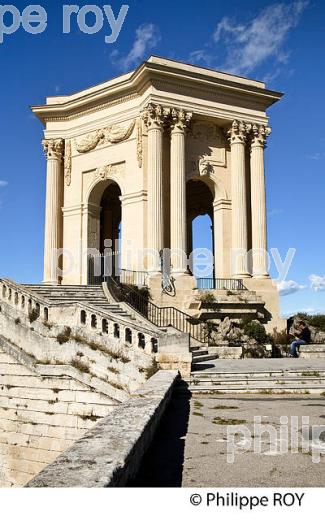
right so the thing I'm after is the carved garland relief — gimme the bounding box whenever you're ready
[75,119,136,153]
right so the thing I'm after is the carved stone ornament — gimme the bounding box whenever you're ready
[136,118,143,168]
[187,122,226,175]
[141,103,171,129]
[75,120,135,153]
[64,139,72,186]
[198,158,214,176]
[227,120,251,145]
[94,162,125,180]
[42,138,64,160]
[251,124,271,148]
[170,107,192,132]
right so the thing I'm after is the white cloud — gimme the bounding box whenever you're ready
[277,279,306,296]
[268,208,283,217]
[306,152,325,161]
[310,274,325,292]
[0,180,8,187]
[189,1,308,77]
[110,23,161,72]
[281,307,325,318]
[188,50,214,68]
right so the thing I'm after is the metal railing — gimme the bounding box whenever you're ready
[196,278,247,291]
[88,254,120,285]
[107,276,210,344]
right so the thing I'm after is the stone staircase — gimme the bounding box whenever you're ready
[23,284,135,320]
[190,345,219,363]
[183,362,325,394]
[23,284,221,365]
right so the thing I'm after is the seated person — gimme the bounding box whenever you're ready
[289,321,311,358]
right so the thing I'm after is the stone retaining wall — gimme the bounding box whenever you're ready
[0,345,117,487]
[26,370,178,487]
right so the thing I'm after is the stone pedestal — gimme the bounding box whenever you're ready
[244,276,285,333]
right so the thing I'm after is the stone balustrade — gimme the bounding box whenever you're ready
[0,279,169,356]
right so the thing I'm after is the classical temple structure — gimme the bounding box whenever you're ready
[0,58,294,487]
[32,56,283,329]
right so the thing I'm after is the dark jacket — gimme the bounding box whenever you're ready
[298,327,311,343]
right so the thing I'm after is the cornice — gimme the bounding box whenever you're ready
[31,57,283,126]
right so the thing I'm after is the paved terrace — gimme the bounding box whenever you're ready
[130,359,325,487]
[192,358,325,373]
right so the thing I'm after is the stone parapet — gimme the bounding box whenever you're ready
[26,370,179,487]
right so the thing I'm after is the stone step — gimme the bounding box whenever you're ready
[192,349,209,357]
[182,385,325,394]
[190,369,325,377]
[188,378,325,388]
[191,354,219,363]
[22,285,134,321]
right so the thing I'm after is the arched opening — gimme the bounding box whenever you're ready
[138,333,145,349]
[100,182,122,258]
[80,310,86,325]
[91,314,97,328]
[102,318,108,334]
[186,179,214,280]
[125,328,132,344]
[87,180,122,283]
[151,337,158,353]
[113,323,120,338]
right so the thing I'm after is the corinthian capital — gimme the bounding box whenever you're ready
[42,138,64,160]
[227,120,251,145]
[170,108,193,132]
[141,103,170,130]
[251,124,271,148]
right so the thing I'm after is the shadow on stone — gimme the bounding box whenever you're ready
[127,386,191,487]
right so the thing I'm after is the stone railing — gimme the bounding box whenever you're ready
[26,370,179,487]
[0,278,189,360]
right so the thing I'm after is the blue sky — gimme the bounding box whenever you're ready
[0,0,324,316]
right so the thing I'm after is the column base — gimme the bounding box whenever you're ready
[171,269,190,277]
[252,273,270,279]
[42,279,60,286]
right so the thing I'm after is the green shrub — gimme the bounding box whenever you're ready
[273,329,291,345]
[71,357,90,374]
[308,314,325,332]
[242,319,268,344]
[295,313,325,332]
[56,326,71,345]
[199,292,216,305]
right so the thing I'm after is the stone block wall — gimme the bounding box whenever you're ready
[0,346,116,487]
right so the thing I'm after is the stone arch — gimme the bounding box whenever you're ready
[86,177,123,282]
[186,176,231,279]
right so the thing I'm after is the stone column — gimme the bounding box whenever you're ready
[228,120,250,278]
[142,104,169,274]
[250,124,271,277]
[42,138,64,285]
[170,108,192,274]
